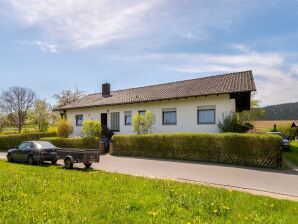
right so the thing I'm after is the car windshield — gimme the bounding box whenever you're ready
[35,142,55,149]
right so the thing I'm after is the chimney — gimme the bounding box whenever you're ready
[102,83,111,97]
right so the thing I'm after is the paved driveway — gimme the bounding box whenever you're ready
[1,152,298,201]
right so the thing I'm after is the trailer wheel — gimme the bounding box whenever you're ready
[64,157,74,169]
[84,162,92,168]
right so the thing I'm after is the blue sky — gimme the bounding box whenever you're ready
[0,0,298,106]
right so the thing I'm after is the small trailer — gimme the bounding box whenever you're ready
[56,148,100,169]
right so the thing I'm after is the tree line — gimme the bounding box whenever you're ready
[0,86,84,134]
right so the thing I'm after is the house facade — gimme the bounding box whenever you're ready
[55,71,256,137]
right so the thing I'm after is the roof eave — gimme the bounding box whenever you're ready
[53,89,256,111]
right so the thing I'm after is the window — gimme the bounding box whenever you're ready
[124,111,132,126]
[111,112,120,131]
[19,142,32,150]
[35,142,55,149]
[19,142,29,150]
[139,110,146,116]
[162,108,177,125]
[197,106,216,124]
[75,115,83,126]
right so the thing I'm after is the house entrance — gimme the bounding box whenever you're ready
[101,113,108,128]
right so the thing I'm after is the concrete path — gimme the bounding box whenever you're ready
[1,152,298,201]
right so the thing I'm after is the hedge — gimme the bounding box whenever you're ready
[0,132,57,150]
[111,133,282,168]
[40,137,99,149]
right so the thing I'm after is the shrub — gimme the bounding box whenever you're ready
[218,113,250,133]
[82,120,102,137]
[0,131,57,150]
[112,133,282,168]
[132,111,155,134]
[40,137,99,149]
[276,126,297,140]
[56,119,73,138]
[21,128,37,134]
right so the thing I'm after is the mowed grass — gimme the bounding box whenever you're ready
[0,161,297,224]
[284,141,298,166]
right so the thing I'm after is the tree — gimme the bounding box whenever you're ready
[28,99,52,132]
[132,111,155,134]
[0,112,8,134]
[82,120,102,137]
[53,87,85,108]
[0,87,36,133]
[238,93,264,123]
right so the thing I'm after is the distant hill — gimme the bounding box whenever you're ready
[259,102,298,120]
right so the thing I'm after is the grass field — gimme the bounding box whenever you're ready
[253,120,297,130]
[0,161,297,223]
[284,141,298,166]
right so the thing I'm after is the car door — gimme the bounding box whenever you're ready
[19,143,31,162]
[13,143,27,161]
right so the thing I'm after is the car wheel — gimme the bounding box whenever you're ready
[7,153,13,162]
[51,160,57,165]
[83,162,92,168]
[27,155,35,165]
[64,158,73,169]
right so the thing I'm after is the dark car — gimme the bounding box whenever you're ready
[6,141,59,165]
[267,132,290,151]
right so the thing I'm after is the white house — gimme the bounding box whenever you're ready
[55,71,256,136]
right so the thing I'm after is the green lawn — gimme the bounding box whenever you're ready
[0,161,297,224]
[284,141,298,166]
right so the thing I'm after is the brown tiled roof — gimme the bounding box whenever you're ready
[56,70,256,110]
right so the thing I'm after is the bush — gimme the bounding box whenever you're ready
[218,113,250,133]
[132,111,155,134]
[82,120,102,137]
[40,137,99,149]
[275,126,298,140]
[57,120,73,138]
[112,133,282,168]
[0,131,57,150]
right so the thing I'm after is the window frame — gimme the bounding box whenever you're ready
[110,112,120,132]
[162,109,177,125]
[75,114,84,126]
[197,106,216,125]
[124,111,132,126]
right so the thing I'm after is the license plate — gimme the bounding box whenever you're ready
[50,152,56,155]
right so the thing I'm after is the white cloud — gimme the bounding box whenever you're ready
[230,43,251,53]
[2,0,275,52]
[290,64,298,74]
[20,40,59,53]
[6,0,164,50]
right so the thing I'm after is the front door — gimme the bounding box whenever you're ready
[101,113,108,128]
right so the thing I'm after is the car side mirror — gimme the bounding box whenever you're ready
[15,146,19,149]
